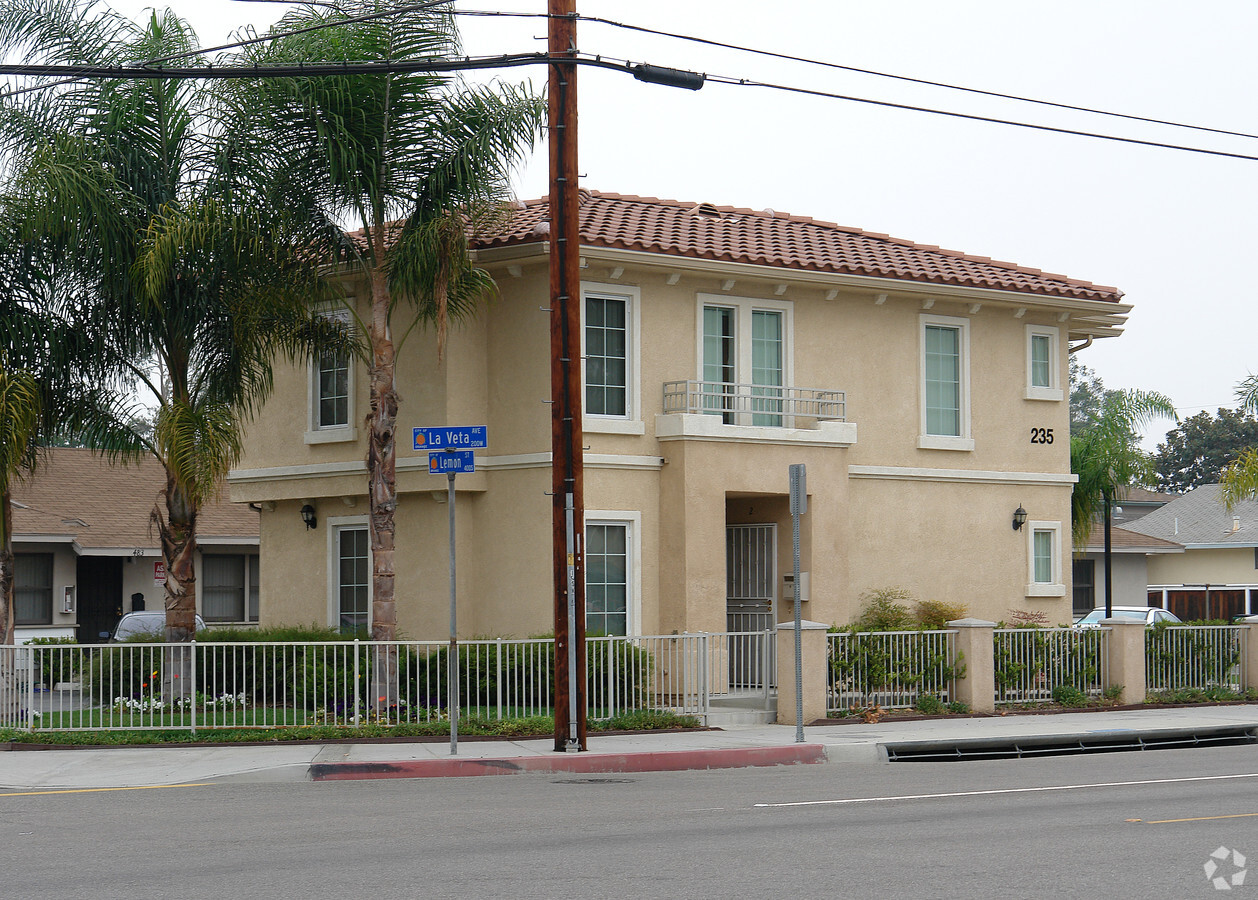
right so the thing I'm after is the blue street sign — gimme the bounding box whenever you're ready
[429,450,475,475]
[413,425,487,451]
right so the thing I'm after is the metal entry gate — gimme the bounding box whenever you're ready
[726,524,776,691]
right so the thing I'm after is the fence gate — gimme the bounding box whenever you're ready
[726,524,776,691]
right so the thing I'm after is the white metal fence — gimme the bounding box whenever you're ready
[827,630,956,712]
[993,627,1109,705]
[0,634,738,733]
[1145,625,1247,694]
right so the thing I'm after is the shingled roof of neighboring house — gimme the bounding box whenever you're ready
[1123,484,1258,547]
[1084,523,1183,554]
[472,191,1124,303]
[10,448,257,551]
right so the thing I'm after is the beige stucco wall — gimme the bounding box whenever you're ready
[233,250,1085,637]
[1146,547,1258,586]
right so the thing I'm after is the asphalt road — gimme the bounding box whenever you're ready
[4,745,1257,899]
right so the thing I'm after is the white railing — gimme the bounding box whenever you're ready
[0,634,734,733]
[1146,625,1247,694]
[827,630,957,712]
[993,627,1108,705]
[662,380,846,424]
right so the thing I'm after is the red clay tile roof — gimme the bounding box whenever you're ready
[474,191,1123,303]
[11,448,257,550]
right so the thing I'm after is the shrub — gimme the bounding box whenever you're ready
[914,693,945,715]
[853,588,916,631]
[1051,684,1088,707]
[914,600,969,629]
[26,637,85,688]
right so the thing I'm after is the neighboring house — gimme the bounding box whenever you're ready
[10,448,259,643]
[1075,523,1183,618]
[1123,483,1258,620]
[228,190,1131,637]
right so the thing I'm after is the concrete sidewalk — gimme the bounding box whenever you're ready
[2,704,1257,790]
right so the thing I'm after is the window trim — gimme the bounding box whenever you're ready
[1026,520,1065,597]
[305,305,357,444]
[327,516,371,631]
[585,510,642,636]
[918,313,973,451]
[1025,324,1063,402]
[581,282,643,434]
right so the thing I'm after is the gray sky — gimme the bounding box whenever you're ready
[113,0,1258,447]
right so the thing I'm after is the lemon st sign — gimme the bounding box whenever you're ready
[414,426,487,476]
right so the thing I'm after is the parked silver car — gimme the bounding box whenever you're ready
[110,611,206,642]
[1072,606,1181,628]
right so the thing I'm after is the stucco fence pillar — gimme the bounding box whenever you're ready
[1242,617,1258,692]
[1102,619,1147,705]
[947,618,995,715]
[775,620,829,726]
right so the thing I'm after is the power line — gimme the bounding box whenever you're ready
[569,12,1258,144]
[4,46,1257,163]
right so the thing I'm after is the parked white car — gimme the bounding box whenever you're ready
[1072,606,1182,628]
[110,611,206,642]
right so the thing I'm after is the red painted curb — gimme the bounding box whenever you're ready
[310,744,827,780]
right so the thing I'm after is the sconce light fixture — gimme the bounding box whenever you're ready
[300,503,318,530]
[1012,504,1028,531]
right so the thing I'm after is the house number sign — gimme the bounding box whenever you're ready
[1030,427,1055,444]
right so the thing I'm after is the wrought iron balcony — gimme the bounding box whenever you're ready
[662,380,846,427]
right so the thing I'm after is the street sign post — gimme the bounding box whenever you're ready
[416,426,488,756]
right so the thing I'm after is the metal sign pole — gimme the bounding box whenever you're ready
[448,467,458,755]
[789,464,807,744]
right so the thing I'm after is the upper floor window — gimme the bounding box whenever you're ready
[1026,325,1063,401]
[202,554,259,623]
[14,553,52,625]
[919,314,973,451]
[697,293,792,426]
[306,307,356,444]
[582,283,642,433]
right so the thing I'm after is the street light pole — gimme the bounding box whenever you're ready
[548,0,586,753]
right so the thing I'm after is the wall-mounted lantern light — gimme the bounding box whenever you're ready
[1012,504,1028,531]
[300,503,318,530]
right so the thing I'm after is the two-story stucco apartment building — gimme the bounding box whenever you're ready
[228,191,1129,637]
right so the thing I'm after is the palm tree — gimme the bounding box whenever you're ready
[222,3,544,641]
[1220,375,1258,507]
[0,364,39,647]
[0,0,350,659]
[1071,388,1176,616]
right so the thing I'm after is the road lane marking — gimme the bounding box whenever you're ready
[1146,812,1258,824]
[754,772,1258,808]
[0,783,211,797]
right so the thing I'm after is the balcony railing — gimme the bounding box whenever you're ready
[662,380,846,426]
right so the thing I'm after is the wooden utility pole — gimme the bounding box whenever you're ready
[549,0,586,752]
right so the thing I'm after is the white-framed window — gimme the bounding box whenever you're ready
[306,306,356,444]
[585,511,641,636]
[1025,325,1063,401]
[1026,520,1065,597]
[201,554,259,623]
[696,293,793,426]
[14,553,53,625]
[328,517,370,633]
[919,313,973,451]
[582,283,642,435]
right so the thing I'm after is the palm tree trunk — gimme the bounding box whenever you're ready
[155,471,198,702]
[367,261,400,711]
